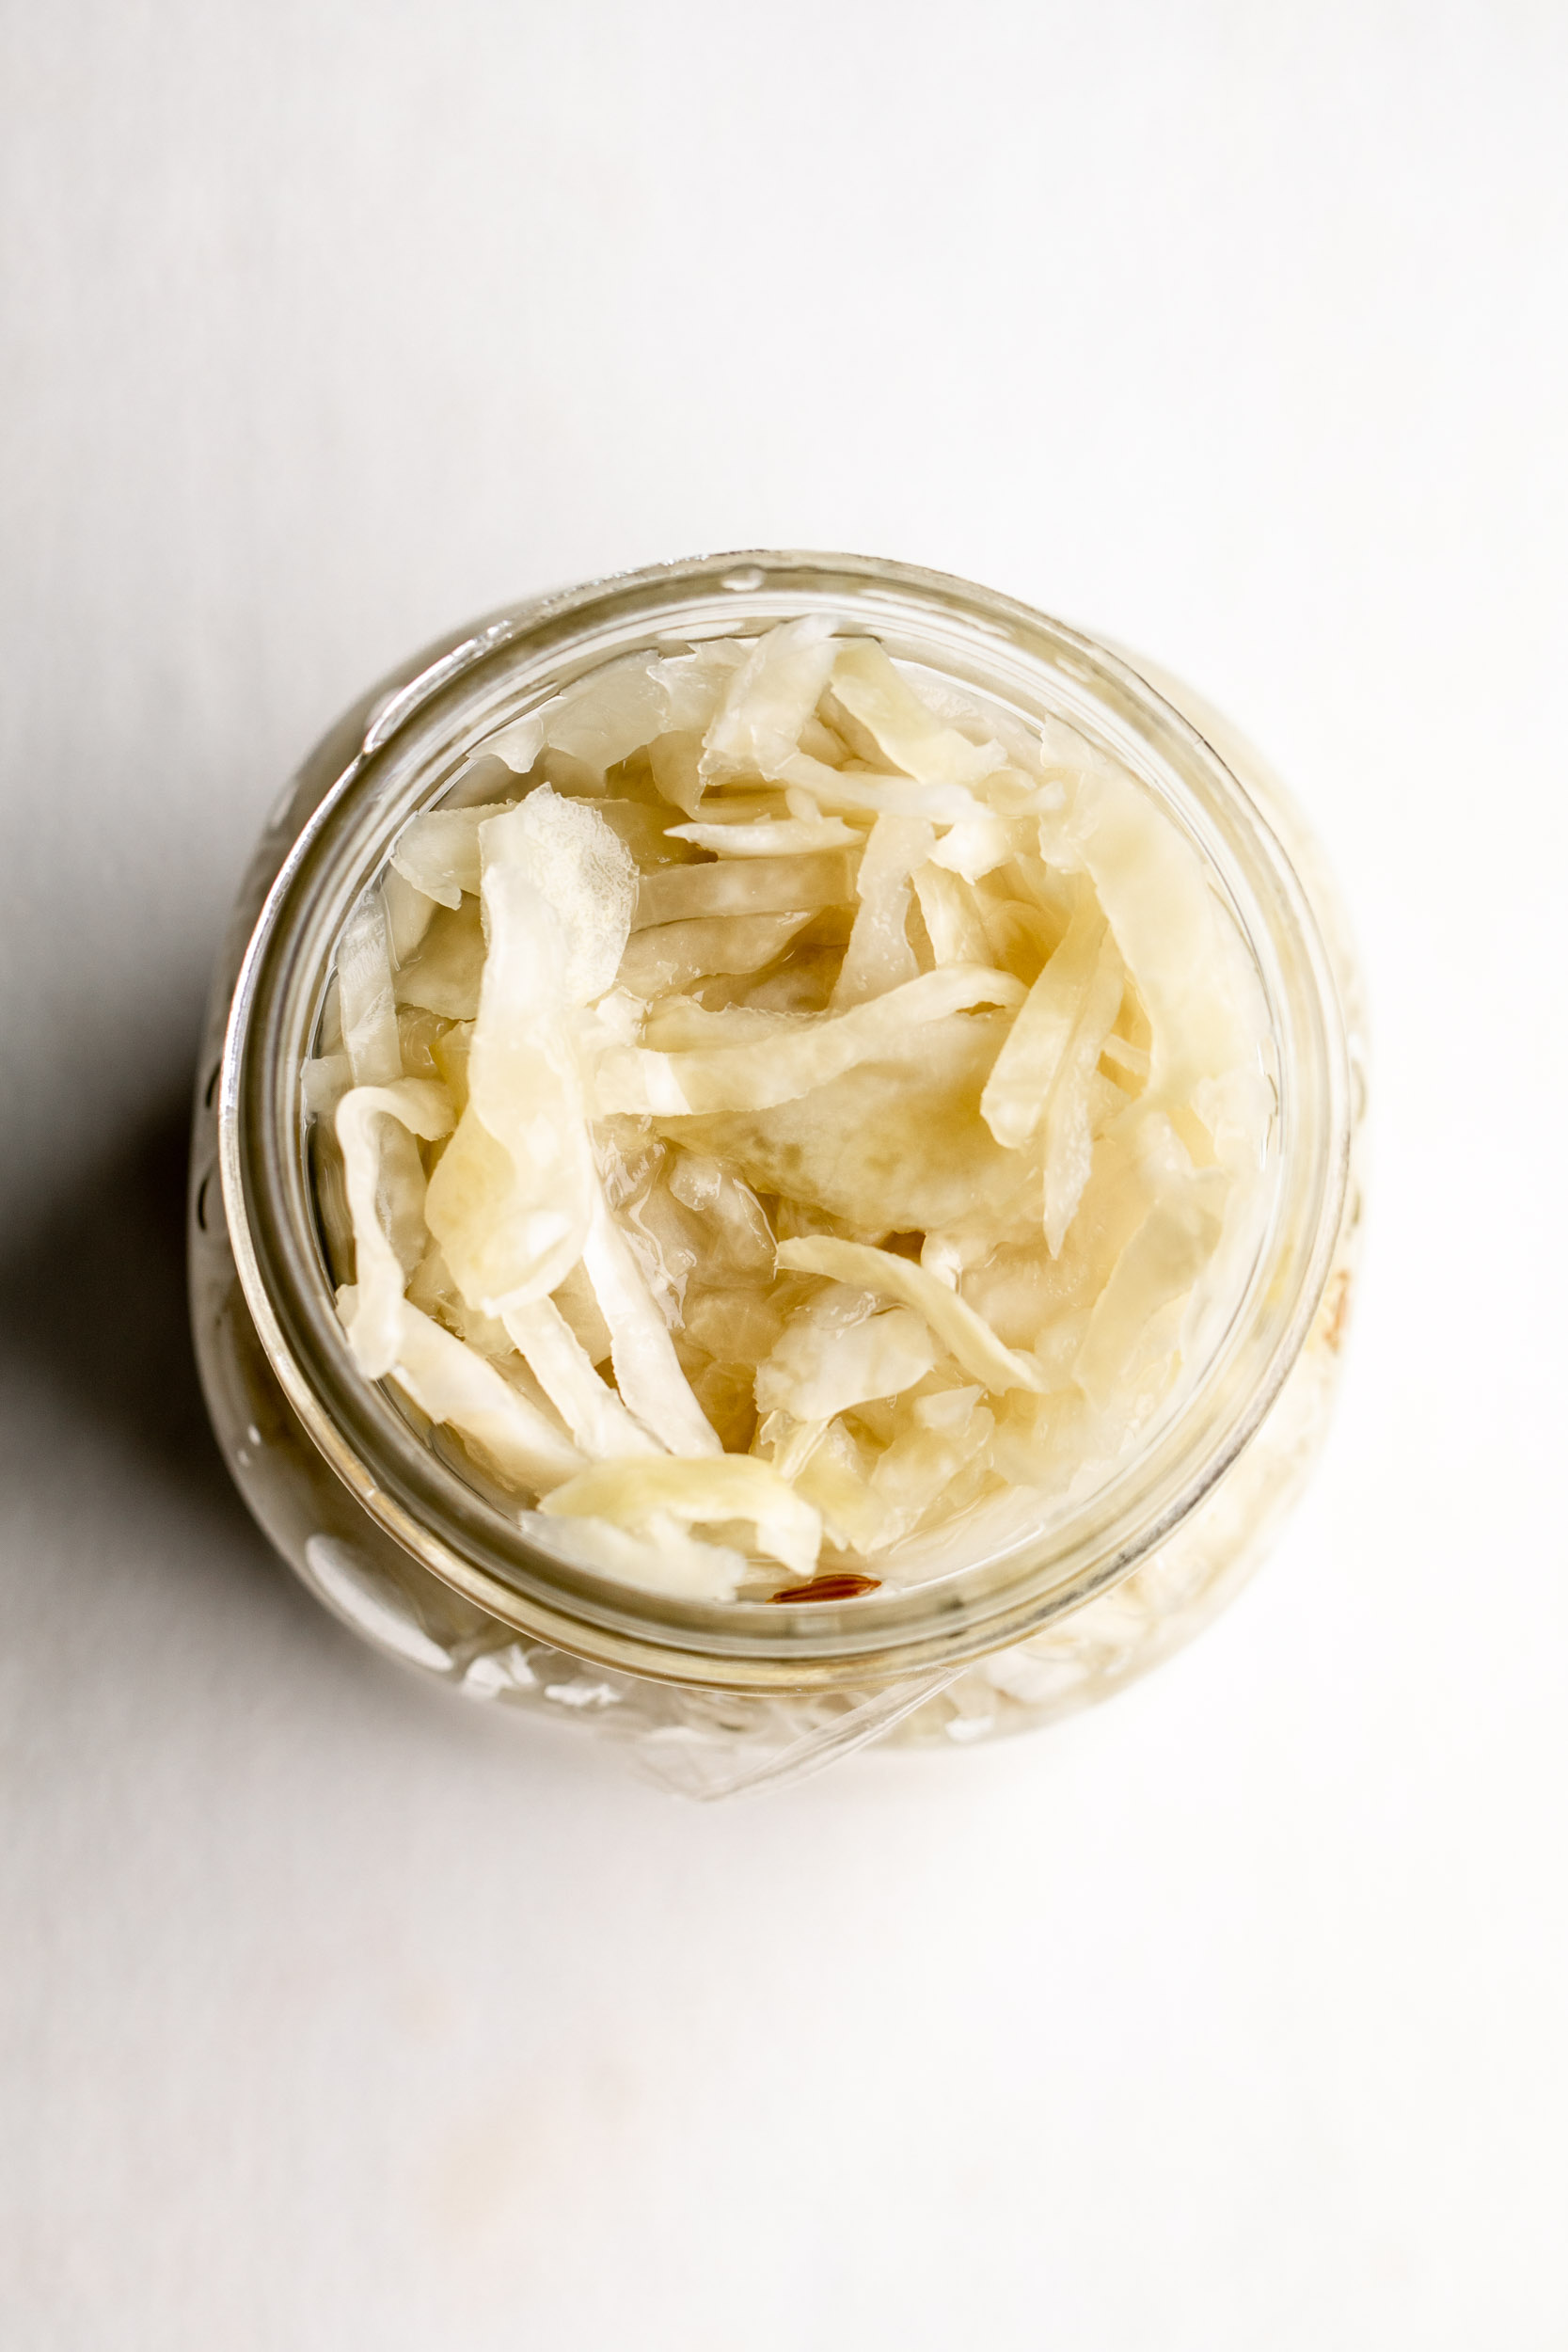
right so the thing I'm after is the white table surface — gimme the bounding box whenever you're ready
[4,6,1565,2345]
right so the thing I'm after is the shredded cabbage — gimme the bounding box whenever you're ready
[335,1079,455,1374]
[775,760,981,826]
[632,849,855,929]
[516,1507,750,1601]
[832,814,932,1009]
[382,866,436,962]
[595,965,1025,1119]
[981,884,1107,1150]
[393,900,486,1021]
[579,1183,721,1456]
[501,1295,664,1460]
[617,913,817,1000]
[337,896,402,1086]
[755,1305,935,1422]
[667,816,859,857]
[911,861,994,968]
[422,885,592,1312]
[333,1080,583,1493]
[541,1454,821,1578]
[827,639,1007,793]
[699,616,841,789]
[310,617,1273,1601]
[774,1236,1048,1394]
[389,803,510,910]
[363,1299,585,1492]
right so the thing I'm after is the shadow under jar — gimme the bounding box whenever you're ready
[189,552,1365,1796]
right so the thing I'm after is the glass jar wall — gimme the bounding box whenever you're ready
[188,553,1364,1794]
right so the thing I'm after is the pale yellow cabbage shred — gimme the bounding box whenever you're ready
[316,624,1270,1602]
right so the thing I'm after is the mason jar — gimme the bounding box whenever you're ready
[188,552,1365,1796]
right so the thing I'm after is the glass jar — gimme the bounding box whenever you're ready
[189,552,1364,1795]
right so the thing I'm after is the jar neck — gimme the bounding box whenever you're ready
[220,551,1351,1691]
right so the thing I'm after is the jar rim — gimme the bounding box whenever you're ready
[219,549,1352,1691]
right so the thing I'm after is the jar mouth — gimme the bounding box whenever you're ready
[220,550,1351,1691]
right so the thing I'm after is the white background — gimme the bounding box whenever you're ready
[3,4,1565,2345]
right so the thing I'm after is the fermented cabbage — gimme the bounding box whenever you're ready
[312,623,1271,1603]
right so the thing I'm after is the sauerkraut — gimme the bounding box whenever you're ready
[309,618,1273,1602]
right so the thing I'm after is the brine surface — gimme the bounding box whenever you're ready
[310,620,1272,1601]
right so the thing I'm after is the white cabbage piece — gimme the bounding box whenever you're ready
[1064,763,1270,1166]
[699,615,841,787]
[395,1007,450,1085]
[597,964,1025,1119]
[972,885,1062,985]
[832,814,933,1009]
[516,1507,750,1602]
[755,1305,935,1422]
[774,761,982,826]
[501,1294,662,1459]
[496,787,638,1004]
[775,1237,1047,1394]
[333,1079,583,1494]
[617,912,817,999]
[911,863,994,968]
[665,1151,775,1274]
[390,1012,454,1095]
[335,1078,456,1372]
[698,615,983,820]
[965,1109,1175,1340]
[587,798,704,871]
[423,793,634,1315]
[920,1233,966,1287]
[580,1185,722,1456]
[597,1140,699,1318]
[927,813,1015,882]
[680,1284,786,1368]
[337,894,403,1086]
[999,846,1077,929]
[1073,1173,1228,1408]
[428,1020,473,1113]
[392,899,486,1020]
[983,1384,1085,1493]
[665,816,861,857]
[755,1407,832,1486]
[549,1256,614,1366]
[640,998,801,1050]
[526,644,749,789]
[302,1051,354,1122]
[540,1454,821,1578]
[827,638,1007,791]
[540,654,675,782]
[475,714,545,774]
[1041,930,1127,1255]
[773,1384,999,1559]
[389,803,510,909]
[646,730,706,818]
[798,716,849,764]
[382,865,436,962]
[784,1418,891,1553]
[654,1008,1039,1238]
[421,1032,588,1316]
[405,1241,515,1359]
[443,751,527,810]
[980,881,1115,1138]
[915,674,1061,779]
[1101,1030,1151,1084]
[632,849,856,930]
[868,1389,997,1546]
[666,791,791,825]
[353,1291,584,1493]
